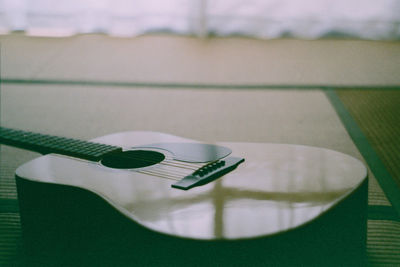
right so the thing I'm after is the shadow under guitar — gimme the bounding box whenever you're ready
[16,175,368,267]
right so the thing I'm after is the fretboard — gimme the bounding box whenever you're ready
[0,127,122,161]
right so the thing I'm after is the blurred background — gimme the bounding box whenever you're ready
[1,0,400,39]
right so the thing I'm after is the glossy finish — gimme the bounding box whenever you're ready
[16,131,367,240]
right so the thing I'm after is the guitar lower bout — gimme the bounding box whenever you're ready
[11,130,368,266]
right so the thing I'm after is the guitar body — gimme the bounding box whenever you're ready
[15,131,368,266]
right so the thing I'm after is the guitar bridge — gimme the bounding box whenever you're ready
[171,157,245,190]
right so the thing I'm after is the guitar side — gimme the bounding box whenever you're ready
[15,131,368,266]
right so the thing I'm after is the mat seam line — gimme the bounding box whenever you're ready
[325,89,400,216]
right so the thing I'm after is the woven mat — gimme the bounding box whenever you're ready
[1,86,400,265]
[337,90,400,190]
[334,89,400,265]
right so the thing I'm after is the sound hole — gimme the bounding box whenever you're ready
[101,150,165,169]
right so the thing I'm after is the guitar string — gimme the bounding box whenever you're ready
[119,150,206,169]
[157,157,202,170]
[1,128,217,180]
[162,160,202,170]
[108,153,203,170]
[163,158,204,168]
[138,171,180,181]
[0,129,219,181]
[146,165,194,177]
[1,128,213,171]
[141,158,222,180]
[137,158,214,179]
[102,153,204,179]
[101,150,195,167]
[117,155,201,171]
[0,128,203,169]
[137,170,182,181]
[124,153,213,170]
[143,170,183,180]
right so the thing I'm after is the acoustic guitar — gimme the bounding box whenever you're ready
[0,127,368,266]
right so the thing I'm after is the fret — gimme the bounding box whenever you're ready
[0,127,122,162]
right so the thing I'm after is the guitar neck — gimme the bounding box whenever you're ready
[0,127,122,161]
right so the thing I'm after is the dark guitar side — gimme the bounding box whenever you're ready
[16,174,367,266]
